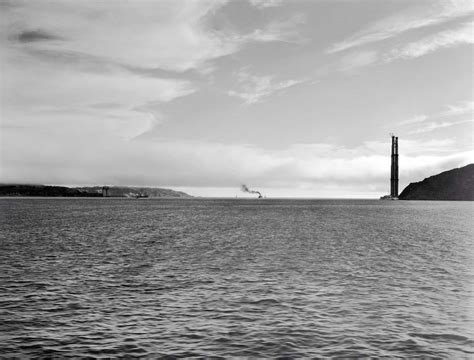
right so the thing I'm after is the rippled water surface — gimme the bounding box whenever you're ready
[1,198,473,357]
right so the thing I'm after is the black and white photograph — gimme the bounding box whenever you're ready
[0,0,473,357]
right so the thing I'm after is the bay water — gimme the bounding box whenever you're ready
[1,198,473,357]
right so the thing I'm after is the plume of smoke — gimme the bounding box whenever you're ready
[241,184,262,198]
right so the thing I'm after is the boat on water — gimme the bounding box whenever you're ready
[135,193,149,199]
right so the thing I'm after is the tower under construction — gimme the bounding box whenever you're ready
[390,135,399,198]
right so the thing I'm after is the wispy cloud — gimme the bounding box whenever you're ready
[398,101,474,134]
[409,119,473,134]
[238,14,306,44]
[2,1,305,73]
[249,0,283,9]
[15,29,63,43]
[398,101,474,126]
[387,21,473,61]
[439,101,474,117]
[228,70,305,104]
[1,46,195,139]
[337,50,378,71]
[364,138,460,155]
[1,1,233,72]
[327,0,473,53]
[326,19,472,73]
[398,115,428,126]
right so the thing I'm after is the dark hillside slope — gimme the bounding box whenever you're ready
[399,164,474,200]
[0,185,101,197]
[0,185,192,198]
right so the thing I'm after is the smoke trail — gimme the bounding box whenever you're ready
[241,184,262,198]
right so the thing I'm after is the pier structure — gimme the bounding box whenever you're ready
[390,135,399,198]
[102,186,110,197]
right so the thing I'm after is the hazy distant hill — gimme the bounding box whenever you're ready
[0,185,192,198]
[76,186,192,198]
[0,185,101,197]
[399,164,474,201]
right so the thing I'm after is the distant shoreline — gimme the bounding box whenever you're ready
[0,184,192,198]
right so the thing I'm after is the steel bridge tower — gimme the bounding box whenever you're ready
[390,135,399,198]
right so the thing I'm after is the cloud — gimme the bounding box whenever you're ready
[409,120,473,134]
[236,14,306,44]
[325,21,472,73]
[440,101,474,117]
[337,50,378,71]
[398,115,428,126]
[3,53,193,108]
[327,0,473,53]
[1,0,232,72]
[15,29,62,42]
[228,70,305,104]
[2,1,305,73]
[398,101,474,133]
[249,0,283,9]
[387,21,474,61]
[364,138,460,155]
[0,0,308,176]
[2,134,471,197]
[1,47,195,140]
[398,101,474,125]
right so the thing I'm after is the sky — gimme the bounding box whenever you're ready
[0,0,473,198]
